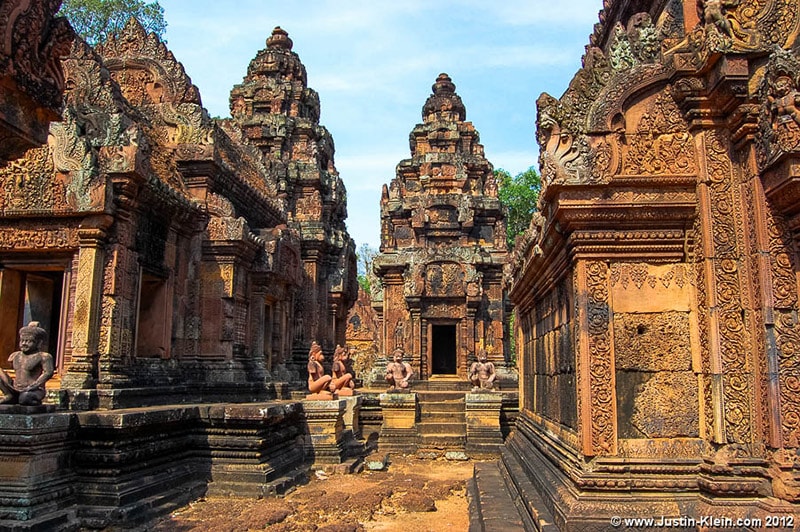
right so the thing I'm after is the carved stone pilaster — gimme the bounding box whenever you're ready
[575,260,616,457]
[61,214,113,390]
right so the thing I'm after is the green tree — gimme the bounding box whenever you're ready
[356,243,378,293]
[59,0,166,45]
[496,166,541,248]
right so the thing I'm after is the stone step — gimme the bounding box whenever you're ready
[417,421,466,435]
[417,391,468,402]
[415,380,473,392]
[417,433,466,449]
[207,464,309,498]
[419,400,465,414]
[498,447,558,531]
[419,414,466,425]
[467,461,528,532]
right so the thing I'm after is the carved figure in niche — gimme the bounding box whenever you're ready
[294,311,304,341]
[469,349,496,392]
[385,347,414,392]
[331,344,354,395]
[458,196,474,227]
[427,264,444,295]
[389,180,401,200]
[0,322,55,406]
[485,321,495,348]
[465,268,483,297]
[307,341,333,397]
[698,0,736,36]
[484,174,498,197]
[769,75,800,128]
[403,262,422,297]
[394,319,406,348]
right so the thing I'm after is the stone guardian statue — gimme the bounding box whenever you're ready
[0,322,55,406]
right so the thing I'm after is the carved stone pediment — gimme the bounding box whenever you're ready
[97,18,202,108]
[0,0,74,159]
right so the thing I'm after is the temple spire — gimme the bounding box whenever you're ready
[422,73,466,123]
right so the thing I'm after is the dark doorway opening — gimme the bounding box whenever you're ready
[0,268,66,372]
[431,324,457,375]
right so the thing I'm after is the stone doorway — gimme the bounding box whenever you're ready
[0,266,67,372]
[431,324,457,375]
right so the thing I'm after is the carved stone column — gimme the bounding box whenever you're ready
[62,215,113,390]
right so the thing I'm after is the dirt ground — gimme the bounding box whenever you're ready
[150,455,478,532]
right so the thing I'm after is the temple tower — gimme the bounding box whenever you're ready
[229,27,358,374]
[373,74,511,384]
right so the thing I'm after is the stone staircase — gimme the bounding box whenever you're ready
[416,391,467,452]
[466,446,558,531]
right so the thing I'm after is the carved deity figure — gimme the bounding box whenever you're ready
[0,322,55,406]
[294,311,304,341]
[394,319,406,348]
[469,349,496,392]
[331,344,354,394]
[385,347,413,392]
[769,75,800,128]
[307,341,332,395]
[483,174,498,197]
[698,0,737,36]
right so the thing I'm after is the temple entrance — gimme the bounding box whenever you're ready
[0,266,66,372]
[431,324,457,375]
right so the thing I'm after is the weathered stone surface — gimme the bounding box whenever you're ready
[613,312,691,371]
[630,371,699,438]
[302,399,347,466]
[345,288,381,386]
[366,453,389,471]
[465,392,503,453]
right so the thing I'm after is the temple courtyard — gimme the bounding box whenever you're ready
[2,0,800,530]
[150,454,475,532]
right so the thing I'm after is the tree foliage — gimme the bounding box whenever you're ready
[59,0,167,45]
[356,243,378,293]
[495,166,541,248]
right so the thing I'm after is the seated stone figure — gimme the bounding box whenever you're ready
[385,347,414,392]
[0,322,55,406]
[330,344,354,395]
[469,348,496,392]
[307,341,333,398]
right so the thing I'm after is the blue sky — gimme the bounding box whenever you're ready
[158,1,603,249]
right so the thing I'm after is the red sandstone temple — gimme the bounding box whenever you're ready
[373,73,512,385]
[1,1,800,530]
